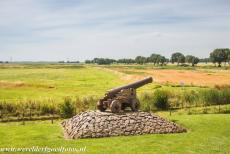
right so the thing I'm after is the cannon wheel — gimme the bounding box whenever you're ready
[131,98,140,112]
[110,100,121,113]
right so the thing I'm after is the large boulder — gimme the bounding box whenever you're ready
[61,111,186,139]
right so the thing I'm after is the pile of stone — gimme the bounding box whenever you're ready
[61,111,186,139]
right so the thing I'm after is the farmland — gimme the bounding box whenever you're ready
[0,63,230,154]
[1,63,230,103]
[0,64,125,102]
[101,64,230,87]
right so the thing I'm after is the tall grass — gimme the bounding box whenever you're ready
[139,92,155,112]
[199,88,230,113]
[139,90,170,111]
[0,95,98,122]
[0,87,229,122]
[139,87,230,114]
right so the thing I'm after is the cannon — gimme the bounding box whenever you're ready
[97,77,153,113]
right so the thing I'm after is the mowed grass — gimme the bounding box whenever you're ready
[0,64,126,102]
[0,113,229,154]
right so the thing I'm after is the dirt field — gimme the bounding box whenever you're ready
[146,69,230,86]
[105,67,230,87]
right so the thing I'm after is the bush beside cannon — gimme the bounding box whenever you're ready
[97,77,153,113]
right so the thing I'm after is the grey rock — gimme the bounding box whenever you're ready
[62,111,186,139]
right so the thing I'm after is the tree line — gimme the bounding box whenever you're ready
[85,48,230,67]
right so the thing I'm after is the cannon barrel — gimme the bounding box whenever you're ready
[106,77,153,97]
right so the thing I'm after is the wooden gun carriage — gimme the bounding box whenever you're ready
[97,77,153,113]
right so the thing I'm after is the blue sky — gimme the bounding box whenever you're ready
[0,0,229,61]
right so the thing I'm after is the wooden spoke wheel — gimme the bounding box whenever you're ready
[110,100,122,113]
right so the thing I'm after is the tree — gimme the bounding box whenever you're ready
[92,58,116,65]
[171,52,185,65]
[159,56,166,66]
[192,57,199,66]
[85,60,92,64]
[210,49,229,67]
[117,58,135,64]
[199,58,210,64]
[185,55,193,64]
[226,49,230,65]
[135,56,147,64]
[148,53,167,66]
[148,54,161,65]
[185,55,199,66]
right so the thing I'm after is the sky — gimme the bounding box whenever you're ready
[0,0,230,61]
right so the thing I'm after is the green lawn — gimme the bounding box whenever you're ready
[0,113,229,154]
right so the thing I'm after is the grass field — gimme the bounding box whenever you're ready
[0,63,230,154]
[0,64,126,102]
[1,63,230,103]
[0,113,229,154]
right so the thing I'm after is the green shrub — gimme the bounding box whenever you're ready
[153,90,169,110]
[60,97,75,118]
